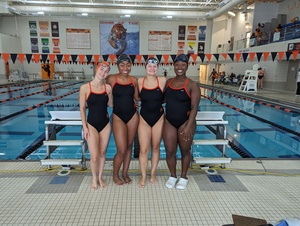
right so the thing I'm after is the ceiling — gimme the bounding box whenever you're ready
[0,0,280,21]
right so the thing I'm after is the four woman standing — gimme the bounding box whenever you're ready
[81,54,201,190]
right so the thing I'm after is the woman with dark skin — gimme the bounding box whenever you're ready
[163,54,201,190]
[106,54,140,185]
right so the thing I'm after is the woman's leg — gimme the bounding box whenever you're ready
[178,121,196,179]
[137,116,151,187]
[112,114,128,185]
[97,122,111,188]
[163,120,178,178]
[122,113,139,184]
[150,115,164,184]
[86,124,100,190]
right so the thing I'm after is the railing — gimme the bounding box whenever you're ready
[218,21,300,53]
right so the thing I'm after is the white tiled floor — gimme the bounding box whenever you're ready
[1,160,300,226]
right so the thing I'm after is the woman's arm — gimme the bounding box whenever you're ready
[132,76,140,101]
[106,84,113,108]
[79,84,89,140]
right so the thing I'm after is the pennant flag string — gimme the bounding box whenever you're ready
[0,52,299,65]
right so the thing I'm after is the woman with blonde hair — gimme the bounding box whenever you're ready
[137,57,166,188]
[79,62,113,190]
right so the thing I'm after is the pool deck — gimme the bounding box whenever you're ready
[1,159,300,225]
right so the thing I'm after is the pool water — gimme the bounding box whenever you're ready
[0,81,299,161]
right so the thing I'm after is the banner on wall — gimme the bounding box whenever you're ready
[100,21,140,55]
[41,38,50,53]
[66,28,91,49]
[198,26,206,41]
[148,31,172,51]
[287,42,300,52]
[187,42,195,54]
[178,25,186,40]
[187,26,197,40]
[29,21,37,37]
[30,38,39,53]
[177,42,185,54]
[51,22,59,37]
[198,42,205,54]
[52,38,61,53]
[39,21,50,37]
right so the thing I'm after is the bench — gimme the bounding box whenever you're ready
[192,111,232,168]
[41,111,86,169]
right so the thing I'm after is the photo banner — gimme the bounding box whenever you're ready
[100,21,140,55]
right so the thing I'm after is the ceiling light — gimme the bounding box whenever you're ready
[228,11,235,17]
[81,13,88,16]
[125,14,131,17]
[167,15,172,19]
[37,11,44,15]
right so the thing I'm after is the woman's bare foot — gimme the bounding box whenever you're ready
[99,177,107,188]
[138,177,146,188]
[122,174,132,184]
[150,175,157,184]
[91,179,98,190]
[113,176,124,186]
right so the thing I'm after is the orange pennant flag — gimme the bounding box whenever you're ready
[263,52,269,61]
[292,50,299,60]
[136,54,143,63]
[48,54,56,63]
[221,53,227,60]
[1,53,10,63]
[235,53,241,62]
[205,54,212,62]
[277,52,284,61]
[94,55,100,63]
[33,54,40,63]
[78,54,85,64]
[18,54,25,64]
[109,54,116,63]
[249,52,256,62]
[191,54,198,64]
[163,54,169,63]
[64,54,71,63]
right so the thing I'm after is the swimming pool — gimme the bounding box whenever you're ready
[0,81,299,161]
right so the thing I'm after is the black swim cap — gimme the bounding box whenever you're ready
[174,54,189,64]
[117,54,132,65]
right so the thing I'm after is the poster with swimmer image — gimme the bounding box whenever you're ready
[100,21,140,55]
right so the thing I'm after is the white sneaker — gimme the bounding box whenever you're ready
[175,178,188,190]
[165,176,177,189]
